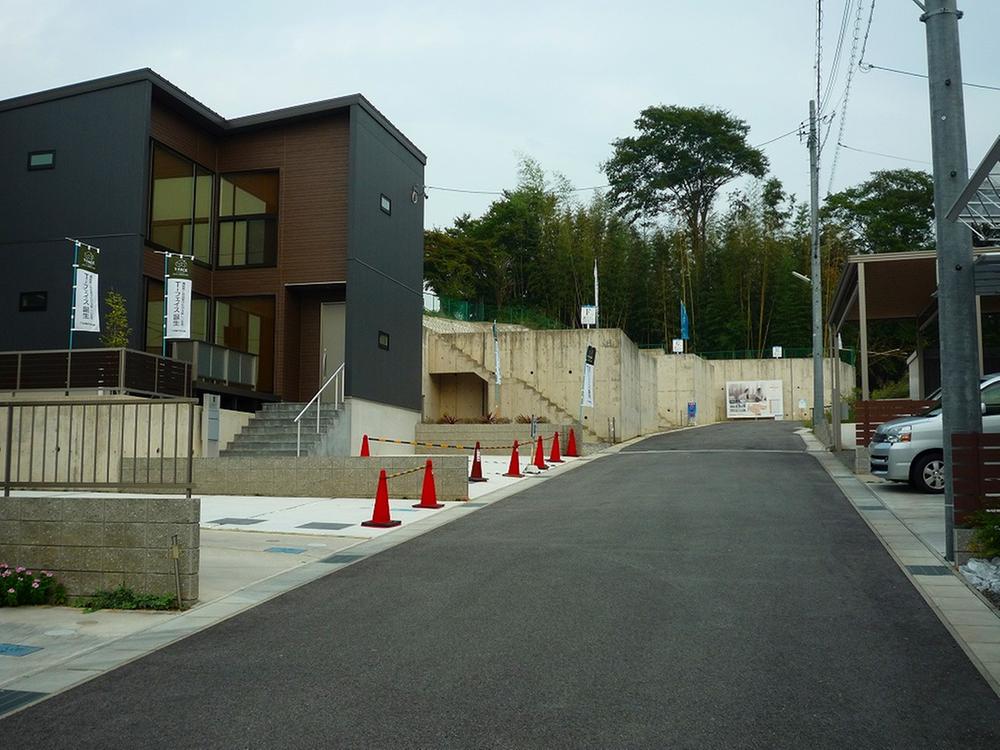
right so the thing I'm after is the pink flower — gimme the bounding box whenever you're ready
[31,581,39,589]
[15,566,24,573]
[25,571,31,576]
[6,588,13,594]
[45,572,53,578]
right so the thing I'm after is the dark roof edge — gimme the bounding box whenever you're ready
[0,68,426,165]
[228,93,426,164]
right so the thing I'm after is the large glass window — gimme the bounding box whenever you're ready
[214,296,275,392]
[217,172,278,267]
[149,143,213,264]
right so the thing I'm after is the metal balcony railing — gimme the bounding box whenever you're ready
[171,341,258,390]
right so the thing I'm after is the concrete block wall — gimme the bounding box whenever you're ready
[0,495,199,605]
[124,455,470,501]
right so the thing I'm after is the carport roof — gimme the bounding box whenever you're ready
[827,247,1000,329]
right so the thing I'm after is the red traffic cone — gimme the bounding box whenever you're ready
[469,441,488,483]
[362,470,401,527]
[414,459,444,508]
[360,434,370,457]
[566,428,579,457]
[533,436,549,470]
[548,432,564,463]
[503,440,524,478]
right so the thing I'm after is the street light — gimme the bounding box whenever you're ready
[792,271,811,285]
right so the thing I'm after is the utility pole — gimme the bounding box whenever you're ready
[808,100,824,436]
[919,0,981,562]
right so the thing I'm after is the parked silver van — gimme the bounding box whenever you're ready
[869,374,1000,493]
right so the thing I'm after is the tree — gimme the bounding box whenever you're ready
[603,105,768,264]
[822,168,935,254]
[101,291,132,348]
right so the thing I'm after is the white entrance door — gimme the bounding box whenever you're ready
[320,302,346,403]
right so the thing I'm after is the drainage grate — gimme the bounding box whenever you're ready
[319,554,365,565]
[208,517,265,526]
[296,522,352,530]
[0,643,43,657]
[906,565,952,576]
[265,547,306,555]
[0,689,46,715]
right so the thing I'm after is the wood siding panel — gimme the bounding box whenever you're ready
[145,105,350,401]
[150,100,218,168]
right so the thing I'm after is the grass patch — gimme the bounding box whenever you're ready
[78,586,177,613]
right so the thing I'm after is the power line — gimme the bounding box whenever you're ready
[826,0,876,193]
[424,184,609,197]
[861,61,1000,92]
[820,0,855,112]
[837,142,930,164]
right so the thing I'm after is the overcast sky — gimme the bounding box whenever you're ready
[3,0,999,229]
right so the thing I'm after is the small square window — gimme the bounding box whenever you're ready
[27,150,55,170]
[380,194,392,215]
[378,331,390,350]
[19,291,47,312]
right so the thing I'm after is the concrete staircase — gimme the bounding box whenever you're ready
[221,401,342,457]
[433,339,601,441]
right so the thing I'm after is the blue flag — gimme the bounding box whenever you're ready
[680,302,689,341]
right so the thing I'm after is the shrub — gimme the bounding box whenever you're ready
[79,586,176,613]
[515,414,532,424]
[437,414,459,424]
[536,416,550,424]
[872,377,909,401]
[0,564,66,607]
[967,510,1000,558]
[100,290,132,348]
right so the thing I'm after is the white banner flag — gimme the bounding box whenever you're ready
[72,263,100,333]
[165,277,192,339]
[581,345,596,408]
[493,321,502,385]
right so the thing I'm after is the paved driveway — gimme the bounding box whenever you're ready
[2,421,999,748]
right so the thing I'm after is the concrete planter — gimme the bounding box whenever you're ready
[415,423,584,456]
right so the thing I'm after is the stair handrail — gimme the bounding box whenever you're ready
[293,363,345,457]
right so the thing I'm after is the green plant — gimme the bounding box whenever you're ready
[0,564,66,606]
[78,586,176,613]
[100,290,132,348]
[515,414,532,424]
[437,414,459,424]
[967,510,1000,558]
[871,377,909,401]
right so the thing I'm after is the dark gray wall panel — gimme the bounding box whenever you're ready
[0,82,149,351]
[344,105,424,411]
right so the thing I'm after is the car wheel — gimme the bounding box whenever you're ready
[911,452,945,494]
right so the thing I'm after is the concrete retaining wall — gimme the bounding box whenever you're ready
[0,495,199,605]
[123,455,470,501]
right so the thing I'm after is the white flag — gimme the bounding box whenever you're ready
[493,321,502,385]
[165,277,192,339]
[72,245,100,333]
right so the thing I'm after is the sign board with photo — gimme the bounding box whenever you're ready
[671,338,684,354]
[725,380,784,419]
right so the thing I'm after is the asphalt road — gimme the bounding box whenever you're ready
[3,422,1000,748]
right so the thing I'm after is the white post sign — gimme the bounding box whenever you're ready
[581,305,597,327]
[672,338,685,354]
[164,255,193,339]
[772,345,783,359]
[72,245,100,333]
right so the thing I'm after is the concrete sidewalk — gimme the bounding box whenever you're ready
[803,430,1000,695]
[0,451,589,716]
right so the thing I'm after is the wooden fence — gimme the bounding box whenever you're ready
[951,432,1000,525]
[855,399,936,447]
